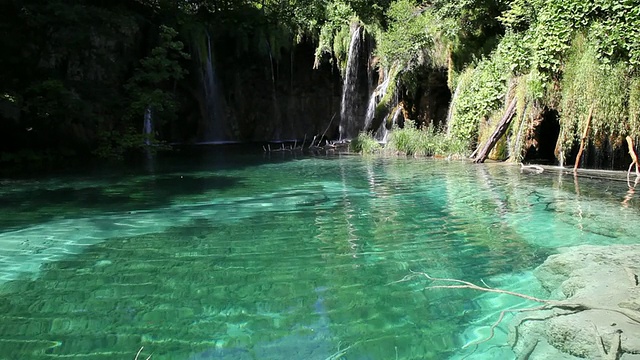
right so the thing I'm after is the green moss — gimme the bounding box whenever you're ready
[490,135,509,160]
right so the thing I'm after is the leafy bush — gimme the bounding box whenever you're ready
[448,55,509,142]
[377,0,432,69]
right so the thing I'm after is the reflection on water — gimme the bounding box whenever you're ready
[1,152,639,359]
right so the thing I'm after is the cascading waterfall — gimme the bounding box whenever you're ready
[200,31,229,143]
[363,96,378,132]
[339,25,364,141]
[364,71,393,141]
[382,105,404,143]
[143,107,153,146]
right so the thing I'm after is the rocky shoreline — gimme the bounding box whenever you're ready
[511,245,640,359]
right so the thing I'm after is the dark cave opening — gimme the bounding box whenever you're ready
[524,109,560,165]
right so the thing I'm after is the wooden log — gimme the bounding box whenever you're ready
[573,104,595,172]
[473,97,518,163]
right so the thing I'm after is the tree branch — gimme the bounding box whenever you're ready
[400,271,640,349]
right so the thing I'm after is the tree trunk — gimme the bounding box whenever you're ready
[473,97,518,163]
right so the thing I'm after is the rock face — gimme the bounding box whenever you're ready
[511,245,640,359]
[212,40,344,142]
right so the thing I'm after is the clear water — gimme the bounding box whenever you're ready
[1,148,640,360]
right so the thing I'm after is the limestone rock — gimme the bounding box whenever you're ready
[511,245,640,359]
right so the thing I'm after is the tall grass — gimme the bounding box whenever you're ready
[385,120,469,157]
[350,132,382,154]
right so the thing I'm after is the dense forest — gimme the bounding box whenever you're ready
[1,0,640,169]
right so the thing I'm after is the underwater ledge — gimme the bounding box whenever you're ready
[506,244,640,359]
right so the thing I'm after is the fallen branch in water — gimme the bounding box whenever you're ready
[134,347,152,360]
[394,271,640,349]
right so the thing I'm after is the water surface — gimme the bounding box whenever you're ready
[1,148,639,359]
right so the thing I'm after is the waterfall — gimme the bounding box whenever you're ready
[339,25,364,141]
[364,72,392,130]
[362,68,396,142]
[512,104,528,162]
[200,31,229,143]
[382,106,404,143]
[446,80,462,137]
[143,107,153,146]
[363,95,378,132]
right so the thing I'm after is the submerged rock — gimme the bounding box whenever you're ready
[511,245,640,359]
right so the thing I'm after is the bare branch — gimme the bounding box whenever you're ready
[415,272,550,303]
[134,347,152,360]
[134,347,144,360]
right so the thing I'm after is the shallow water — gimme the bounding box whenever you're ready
[1,148,639,359]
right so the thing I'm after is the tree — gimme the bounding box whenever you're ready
[96,25,190,158]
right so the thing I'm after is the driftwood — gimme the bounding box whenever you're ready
[573,104,595,172]
[394,271,640,351]
[473,97,518,163]
[520,163,544,173]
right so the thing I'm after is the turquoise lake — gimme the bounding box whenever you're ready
[1,147,639,359]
